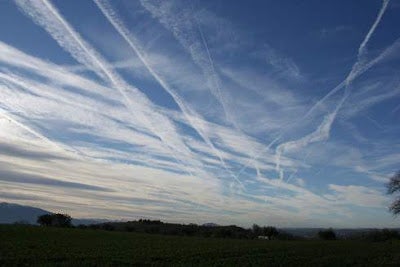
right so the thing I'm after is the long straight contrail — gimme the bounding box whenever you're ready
[235,135,281,179]
[14,0,107,80]
[0,108,65,153]
[305,0,391,118]
[0,56,205,175]
[357,0,390,59]
[0,71,101,116]
[274,0,391,180]
[275,96,346,180]
[303,34,399,120]
[14,0,205,177]
[194,15,239,130]
[140,1,254,183]
[345,0,390,87]
[93,0,244,188]
[393,103,400,114]
[140,0,237,129]
[0,108,91,161]
[0,74,93,160]
[234,2,399,183]
[193,12,260,175]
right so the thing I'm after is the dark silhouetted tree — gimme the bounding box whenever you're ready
[52,213,72,227]
[37,214,52,226]
[37,213,72,227]
[318,229,336,240]
[101,223,115,231]
[214,227,233,238]
[262,226,278,240]
[387,170,400,215]
[252,224,262,237]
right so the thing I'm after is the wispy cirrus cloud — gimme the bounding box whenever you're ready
[139,0,237,126]
[92,0,248,187]
[274,0,394,181]
[0,0,399,227]
[14,0,218,180]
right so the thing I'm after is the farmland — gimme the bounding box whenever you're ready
[1,225,400,266]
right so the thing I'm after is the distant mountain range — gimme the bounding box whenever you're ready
[0,202,106,225]
[0,202,49,224]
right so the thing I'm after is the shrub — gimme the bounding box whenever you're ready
[37,214,53,226]
[125,225,136,232]
[262,226,278,240]
[101,223,115,231]
[52,213,72,227]
[318,229,336,240]
[37,213,72,227]
[362,229,400,242]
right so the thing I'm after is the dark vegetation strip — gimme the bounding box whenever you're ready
[1,225,400,266]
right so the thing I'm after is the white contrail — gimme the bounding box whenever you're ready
[346,0,390,86]
[235,2,398,182]
[14,0,107,80]
[275,0,391,180]
[0,66,201,175]
[364,114,385,130]
[197,21,223,104]
[140,0,236,128]
[235,135,281,180]
[275,102,342,180]
[93,0,244,188]
[0,74,93,160]
[0,41,214,179]
[0,71,101,115]
[62,58,138,73]
[194,16,239,129]
[305,0,391,118]
[14,0,203,177]
[0,108,65,153]
[393,103,400,114]
[303,34,399,119]
[194,13,259,175]
[357,0,390,59]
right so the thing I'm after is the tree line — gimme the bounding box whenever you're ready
[36,214,400,241]
[36,214,298,240]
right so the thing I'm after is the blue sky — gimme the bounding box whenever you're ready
[0,0,399,228]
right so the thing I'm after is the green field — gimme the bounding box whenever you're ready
[1,225,400,266]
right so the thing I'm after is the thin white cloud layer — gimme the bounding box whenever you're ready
[0,0,399,227]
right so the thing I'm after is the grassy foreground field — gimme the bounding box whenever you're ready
[1,225,400,266]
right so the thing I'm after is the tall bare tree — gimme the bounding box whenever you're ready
[387,171,400,215]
